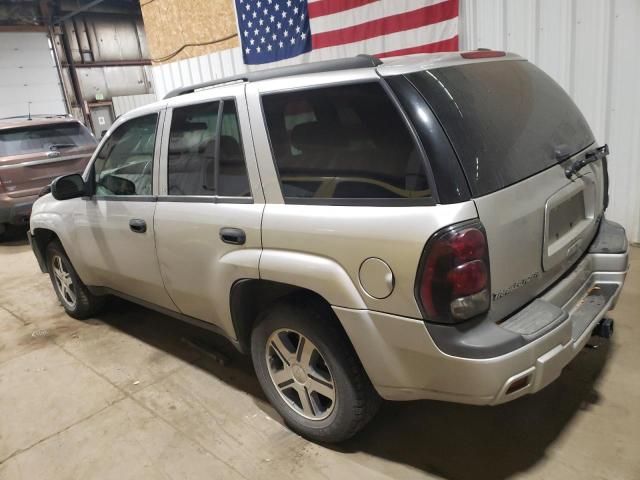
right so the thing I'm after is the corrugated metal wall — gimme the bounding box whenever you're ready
[459,0,640,242]
[150,0,640,242]
[54,14,154,103]
[112,93,156,117]
[151,47,246,100]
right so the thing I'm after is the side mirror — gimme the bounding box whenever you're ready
[51,174,87,201]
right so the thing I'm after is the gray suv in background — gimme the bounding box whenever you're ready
[0,116,96,239]
[28,52,629,442]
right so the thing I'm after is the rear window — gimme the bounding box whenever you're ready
[407,60,594,196]
[262,82,431,203]
[0,122,96,157]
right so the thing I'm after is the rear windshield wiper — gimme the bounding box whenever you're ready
[565,144,609,179]
[49,143,76,150]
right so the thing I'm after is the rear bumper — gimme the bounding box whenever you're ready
[0,194,37,225]
[335,219,629,404]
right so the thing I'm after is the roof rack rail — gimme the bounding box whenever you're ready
[0,113,71,120]
[163,54,381,99]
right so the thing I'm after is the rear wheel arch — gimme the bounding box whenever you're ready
[230,279,355,355]
[250,298,381,442]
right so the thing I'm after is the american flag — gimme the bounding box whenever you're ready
[235,0,459,65]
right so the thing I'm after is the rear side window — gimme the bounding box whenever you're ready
[0,122,96,157]
[407,60,595,196]
[262,82,431,203]
[167,100,250,197]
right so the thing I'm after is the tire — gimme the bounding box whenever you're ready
[251,298,381,443]
[45,240,105,319]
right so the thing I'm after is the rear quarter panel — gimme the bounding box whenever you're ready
[261,202,478,317]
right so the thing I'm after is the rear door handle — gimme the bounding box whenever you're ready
[219,227,246,245]
[129,218,147,234]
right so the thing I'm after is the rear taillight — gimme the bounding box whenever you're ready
[416,220,491,323]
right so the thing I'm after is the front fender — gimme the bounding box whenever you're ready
[29,195,91,283]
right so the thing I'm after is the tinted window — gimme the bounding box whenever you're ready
[168,100,250,197]
[94,114,157,196]
[0,122,96,157]
[262,82,430,202]
[407,60,595,196]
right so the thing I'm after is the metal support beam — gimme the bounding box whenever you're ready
[56,0,106,24]
[39,0,53,25]
[59,23,89,126]
[48,26,73,115]
[61,60,152,68]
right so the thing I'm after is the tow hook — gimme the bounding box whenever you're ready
[592,318,615,339]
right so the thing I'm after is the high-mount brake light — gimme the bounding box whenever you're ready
[416,220,491,323]
[460,51,506,59]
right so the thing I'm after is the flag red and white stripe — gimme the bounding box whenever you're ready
[307,0,458,60]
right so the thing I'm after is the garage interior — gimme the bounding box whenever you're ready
[0,0,154,136]
[0,233,638,479]
[2,0,640,479]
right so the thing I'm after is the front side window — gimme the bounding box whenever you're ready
[262,82,431,202]
[167,100,250,197]
[93,114,158,196]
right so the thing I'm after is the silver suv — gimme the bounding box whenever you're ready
[28,52,629,443]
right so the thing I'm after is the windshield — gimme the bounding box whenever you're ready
[406,60,595,196]
[0,122,96,157]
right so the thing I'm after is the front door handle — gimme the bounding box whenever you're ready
[219,227,246,245]
[129,218,147,234]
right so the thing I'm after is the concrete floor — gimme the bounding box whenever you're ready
[0,229,638,480]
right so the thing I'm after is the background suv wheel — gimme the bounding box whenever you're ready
[251,298,380,443]
[45,240,105,319]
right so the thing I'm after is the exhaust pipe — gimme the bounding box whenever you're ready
[592,318,615,339]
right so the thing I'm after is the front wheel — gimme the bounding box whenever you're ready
[251,299,380,443]
[46,240,104,319]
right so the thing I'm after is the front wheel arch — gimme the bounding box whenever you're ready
[32,228,60,273]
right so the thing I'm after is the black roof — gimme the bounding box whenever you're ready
[163,54,382,100]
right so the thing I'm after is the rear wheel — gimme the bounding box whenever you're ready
[46,240,104,319]
[251,299,380,443]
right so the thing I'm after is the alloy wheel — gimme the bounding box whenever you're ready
[265,328,336,420]
[51,255,77,309]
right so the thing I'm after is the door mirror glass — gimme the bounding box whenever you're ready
[51,174,86,200]
[99,174,136,195]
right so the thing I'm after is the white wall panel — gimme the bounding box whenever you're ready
[112,93,156,117]
[459,0,640,243]
[150,0,640,241]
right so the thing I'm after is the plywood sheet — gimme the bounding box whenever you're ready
[141,0,239,63]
